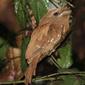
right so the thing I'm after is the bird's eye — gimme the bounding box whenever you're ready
[53,12,59,16]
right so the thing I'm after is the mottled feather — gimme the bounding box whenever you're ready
[25,7,71,84]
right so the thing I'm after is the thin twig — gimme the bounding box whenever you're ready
[0,80,25,85]
[49,0,60,8]
[33,71,85,81]
[0,71,85,84]
[51,55,62,70]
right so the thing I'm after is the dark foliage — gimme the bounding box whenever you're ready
[0,23,17,47]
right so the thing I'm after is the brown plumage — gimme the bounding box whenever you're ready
[25,7,71,85]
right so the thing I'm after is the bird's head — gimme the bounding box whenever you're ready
[39,6,71,27]
[47,6,71,18]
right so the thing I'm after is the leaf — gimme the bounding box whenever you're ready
[0,38,9,59]
[57,43,72,68]
[80,77,85,85]
[21,36,30,72]
[14,0,28,28]
[0,38,9,72]
[49,0,68,8]
[14,0,31,71]
[60,75,80,85]
[29,0,48,23]
[77,74,85,85]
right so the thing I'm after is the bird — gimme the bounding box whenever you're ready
[25,6,71,85]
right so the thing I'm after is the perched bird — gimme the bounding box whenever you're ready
[25,7,71,84]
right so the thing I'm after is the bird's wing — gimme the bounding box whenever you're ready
[25,20,64,85]
[26,17,64,63]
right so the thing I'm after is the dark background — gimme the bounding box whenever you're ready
[72,0,85,70]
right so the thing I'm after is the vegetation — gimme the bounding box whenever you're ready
[0,0,85,85]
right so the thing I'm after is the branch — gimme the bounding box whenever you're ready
[0,71,85,84]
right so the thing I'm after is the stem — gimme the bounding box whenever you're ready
[51,55,62,70]
[33,71,85,81]
[0,80,25,85]
[33,77,55,82]
[0,71,85,84]
[49,0,60,8]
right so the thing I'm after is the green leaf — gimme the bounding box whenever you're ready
[29,0,48,23]
[14,0,28,28]
[0,38,9,59]
[80,76,85,85]
[49,0,68,8]
[60,75,80,85]
[21,36,30,72]
[57,43,72,68]
[77,74,85,85]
